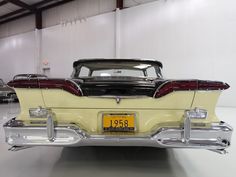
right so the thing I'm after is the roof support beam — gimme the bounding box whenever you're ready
[32,0,57,8]
[0,8,25,20]
[39,0,74,11]
[0,0,55,21]
[35,10,42,29]
[0,11,31,24]
[0,0,8,6]
[5,0,35,12]
[116,0,124,9]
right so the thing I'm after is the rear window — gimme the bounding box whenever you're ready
[73,60,162,79]
[92,69,144,77]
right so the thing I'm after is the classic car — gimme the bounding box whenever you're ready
[0,78,18,103]
[3,59,233,154]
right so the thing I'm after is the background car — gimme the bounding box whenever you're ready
[0,78,18,103]
[13,74,47,80]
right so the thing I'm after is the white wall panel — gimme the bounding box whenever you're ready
[0,11,116,81]
[41,12,115,78]
[120,0,236,107]
[0,31,36,82]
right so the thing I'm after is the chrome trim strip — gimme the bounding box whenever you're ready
[209,149,228,154]
[8,146,32,152]
[66,79,84,96]
[153,80,169,98]
[89,95,149,99]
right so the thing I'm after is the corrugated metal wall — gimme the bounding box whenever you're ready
[0,0,157,38]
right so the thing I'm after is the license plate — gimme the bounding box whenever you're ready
[103,114,135,132]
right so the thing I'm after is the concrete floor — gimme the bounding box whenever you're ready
[0,103,235,177]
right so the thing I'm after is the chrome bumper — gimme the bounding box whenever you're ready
[3,117,233,153]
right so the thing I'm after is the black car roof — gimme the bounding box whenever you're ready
[73,58,163,68]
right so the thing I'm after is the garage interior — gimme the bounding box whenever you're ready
[0,0,235,177]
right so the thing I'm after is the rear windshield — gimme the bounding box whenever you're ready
[91,69,144,77]
[72,61,162,79]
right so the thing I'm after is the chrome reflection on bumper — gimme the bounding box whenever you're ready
[3,118,233,153]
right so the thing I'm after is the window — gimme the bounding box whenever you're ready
[92,69,144,77]
[79,66,90,77]
[146,66,157,78]
[73,60,162,79]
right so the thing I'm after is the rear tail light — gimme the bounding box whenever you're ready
[154,80,229,98]
[198,80,230,90]
[39,79,83,96]
[8,79,39,88]
[8,79,83,96]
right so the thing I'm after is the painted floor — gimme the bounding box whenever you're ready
[0,103,235,177]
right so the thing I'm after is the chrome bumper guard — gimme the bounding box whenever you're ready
[3,112,233,154]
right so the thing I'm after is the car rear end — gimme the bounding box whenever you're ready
[3,59,233,154]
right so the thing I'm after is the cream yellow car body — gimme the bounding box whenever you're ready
[16,88,220,134]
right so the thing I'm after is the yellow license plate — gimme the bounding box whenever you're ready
[103,114,135,132]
